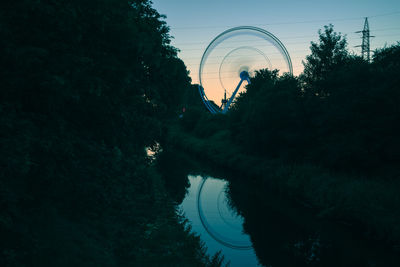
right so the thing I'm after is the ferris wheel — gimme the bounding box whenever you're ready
[198,26,293,113]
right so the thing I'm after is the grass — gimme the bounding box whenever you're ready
[167,123,400,250]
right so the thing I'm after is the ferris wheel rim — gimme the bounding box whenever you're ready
[197,177,253,250]
[198,26,293,113]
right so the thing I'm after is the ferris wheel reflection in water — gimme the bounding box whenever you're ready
[179,176,261,266]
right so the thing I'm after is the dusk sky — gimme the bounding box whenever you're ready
[153,0,400,84]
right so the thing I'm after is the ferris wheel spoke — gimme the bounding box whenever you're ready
[198,26,292,114]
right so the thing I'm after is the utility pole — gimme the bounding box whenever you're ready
[356,17,374,62]
[221,89,227,110]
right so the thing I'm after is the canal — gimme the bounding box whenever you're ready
[158,149,400,266]
[180,175,260,266]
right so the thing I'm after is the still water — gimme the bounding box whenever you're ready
[178,173,400,266]
[180,175,261,266]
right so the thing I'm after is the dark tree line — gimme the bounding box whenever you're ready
[0,1,220,266]
[181,25,400,176]
[228,25,400,174]
[172,25,400,264]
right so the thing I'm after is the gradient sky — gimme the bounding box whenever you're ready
[152,0,400,103]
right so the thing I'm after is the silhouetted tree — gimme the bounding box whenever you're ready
[219,27,400,174]
[0,1,212,266]
[372,42,400,68]
[301,24,348,96]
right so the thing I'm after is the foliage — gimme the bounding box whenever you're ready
[223,26,400,174]
[168,24,400,261]
[229,69,307,160]
[373,42,400,67]
[0,0,215,266]
[301,24,348,96]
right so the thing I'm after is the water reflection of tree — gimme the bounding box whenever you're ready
[227,178,339,266]
[226,177,400,267]
[156,148,191,204]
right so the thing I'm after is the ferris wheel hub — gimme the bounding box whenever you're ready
[198,26,293,114]
[239,70,250,80]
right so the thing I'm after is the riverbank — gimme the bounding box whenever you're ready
[167,122,400,250]
[0,107,221,266]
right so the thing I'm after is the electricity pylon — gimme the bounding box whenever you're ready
[356,17,374,62]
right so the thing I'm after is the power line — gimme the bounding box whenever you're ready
[173,35,318,46]
[169,11,400,30]
[369,11,400,18]
[182,50,310,62]
[175,33,400,52]
[172,27,400,46]
[173,15,400,78]
[170,17,361,30]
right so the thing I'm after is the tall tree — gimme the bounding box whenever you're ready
[301,24,348,96]
[0,1,210,266]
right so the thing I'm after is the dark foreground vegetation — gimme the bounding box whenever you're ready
[0,0,223,266]
[1,0,400,264]
[157,143,400,266]
[175,26,400,249]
